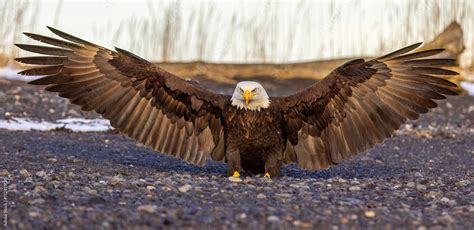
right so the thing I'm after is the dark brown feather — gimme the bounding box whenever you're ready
[15,56,67,65]
[16,27,229,166]
[277,43,458,171]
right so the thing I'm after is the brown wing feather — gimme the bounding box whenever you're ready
[277,43,459,171]
[16,27,230,166]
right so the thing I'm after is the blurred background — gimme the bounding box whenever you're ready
[1,0,473,90]
[0,0,473,65]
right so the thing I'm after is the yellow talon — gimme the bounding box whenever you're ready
[232,171,240,177]
[264,172,271,178]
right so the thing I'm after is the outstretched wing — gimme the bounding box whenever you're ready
[277,43,459,171]
[16,26,230,166]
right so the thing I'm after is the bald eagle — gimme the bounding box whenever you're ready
[16,27,458,178]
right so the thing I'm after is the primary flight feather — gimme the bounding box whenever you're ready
[16,27,458,178]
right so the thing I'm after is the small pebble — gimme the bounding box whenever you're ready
[137,204,158,213]
[34,186,47,194]
[84,187,98,195]
[72,159,82,163]
[146,185,156,190]
[440,197,456,205]
[243,178,256,184]
[28,211,41,218]
[109,175,124,186]
[293,220,312,228]
[267,215,280,222]
[161,186,173,192]
[436,213,454,225]
[29,198,46,205]
[416,184,427,191]
[0,169,10,177]
[440,197,450,203]
[178,184,192,193]
[340,217,349,224]
[35,171,46,177]
[20,169,31,177]
[468,206,474,212]
[455,180,470,187]
[338,178,348,183]
[364,210,376,218]
[257,193,266,199]
[48,158,58,162]
[414,172,423,178]
[349,186,361,192]
[228,177,242,183]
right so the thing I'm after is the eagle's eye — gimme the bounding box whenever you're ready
[239,88,244,93]
[251,88,257,93]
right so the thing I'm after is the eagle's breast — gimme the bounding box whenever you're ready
[224,105,286,150]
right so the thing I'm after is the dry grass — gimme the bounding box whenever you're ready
[92,0,474,67]
[0,0,473,69]
[156,22,466,85]
[0,1,39,66]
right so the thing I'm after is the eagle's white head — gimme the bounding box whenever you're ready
[231,81,270,111]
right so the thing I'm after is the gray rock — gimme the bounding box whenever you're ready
[29,198,46,205]
[440,197,457,206]
[257,193,266,199]
[0,169,10,176]
[35,171,46,177]
[34,186,47,194]
[243,177,256,184]
[228,176,242,183]
[267,215,280,222]
[137,205,158,213]
[108,175,124,186]
[274,193,292,200]
[28,211,41,218]
[455,180,470,187]
[416,184,427,191]
[178,184,192,193]
[349,186,361,192]
[19,169,31,177]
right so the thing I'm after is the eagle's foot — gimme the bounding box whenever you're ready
[264,172,271,178]
[232,171,241,177]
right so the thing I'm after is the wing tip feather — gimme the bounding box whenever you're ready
[115,46,149,63]
[46,25,59,34]
[14,43,26,49]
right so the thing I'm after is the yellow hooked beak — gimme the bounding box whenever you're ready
[242,90,252,105]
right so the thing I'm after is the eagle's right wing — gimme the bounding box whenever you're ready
[16,27,230,166]
[276,43,459,171]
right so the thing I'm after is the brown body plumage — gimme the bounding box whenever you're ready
[16,27,458,177]
[224,105,286,176]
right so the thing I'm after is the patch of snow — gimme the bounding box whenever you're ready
[0,117,112,132]
[460,81,474,96]
[0,66,40,82]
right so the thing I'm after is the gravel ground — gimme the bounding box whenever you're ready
[0,79,473,229]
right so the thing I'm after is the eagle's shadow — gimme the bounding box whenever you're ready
[102,144,404,180]
[35,131,403,180]
[115,152,404,180]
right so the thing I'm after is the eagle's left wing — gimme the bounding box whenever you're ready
[275,43,459,171]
